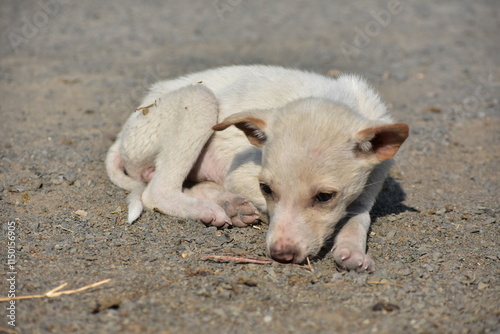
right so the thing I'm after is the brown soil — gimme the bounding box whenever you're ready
[1,1,498,333]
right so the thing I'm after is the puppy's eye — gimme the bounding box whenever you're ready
[315,192,337,203]
[260,183,273,196]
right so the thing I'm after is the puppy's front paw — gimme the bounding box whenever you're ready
[223,197,260,227]
[332,244,375,272]
[197,202,232,227]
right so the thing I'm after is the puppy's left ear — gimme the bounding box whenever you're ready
[212,110,273,148]
[355,123,409,161]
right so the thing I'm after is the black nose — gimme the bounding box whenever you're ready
[269,245,297,263]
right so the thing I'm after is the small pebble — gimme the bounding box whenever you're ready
[237,277,258,287]
[75,210,88,217]
[400,268,412,276]
[51,176,64,185]
[332,272,344,280]
[212,308,226,318]
[414,302,426,310]
[196,288,211,297]
[435,208,446,215]
[432,252,442,261]
[30,221,40,231]
[386,230,397,239]
[482,217,496,225]
[372,302,400,312]
[478,282,489,290]
[427,106,442,113]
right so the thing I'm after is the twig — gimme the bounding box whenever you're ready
[205,254,272,264]
[0,326,18,334]
[367,280,403,288]
[135,99,159,115]
[56,225,74,233]
[0,279,111,302]
[306,257,315,272]
[204,254,314,271]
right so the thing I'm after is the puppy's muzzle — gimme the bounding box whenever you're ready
[269,244,302,263]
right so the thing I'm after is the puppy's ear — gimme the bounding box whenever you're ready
[354,123,409,161]
[212,110,272,148]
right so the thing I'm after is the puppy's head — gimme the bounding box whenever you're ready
[214,98,408,263]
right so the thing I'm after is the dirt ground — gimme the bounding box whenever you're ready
[0,1,499,333]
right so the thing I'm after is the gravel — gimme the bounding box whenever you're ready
[0,1,498,333]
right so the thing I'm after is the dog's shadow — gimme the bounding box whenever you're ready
[370,176,417,219]
[317,176,418,261]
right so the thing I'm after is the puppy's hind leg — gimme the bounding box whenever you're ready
[140,86,231,226]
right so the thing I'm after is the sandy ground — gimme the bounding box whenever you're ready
[0,1,499,333]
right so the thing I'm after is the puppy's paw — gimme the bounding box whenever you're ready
[197,201,231,227]
[223,197,260,227]
[332,244,375,272]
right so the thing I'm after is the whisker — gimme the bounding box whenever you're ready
[363,179,385,188]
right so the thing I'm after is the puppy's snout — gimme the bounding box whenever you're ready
[269,244,299,263]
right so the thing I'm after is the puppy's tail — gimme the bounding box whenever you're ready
[126,188,144,224]
[105,140,145,224]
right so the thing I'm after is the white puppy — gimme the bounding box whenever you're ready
[106,65,408,271]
